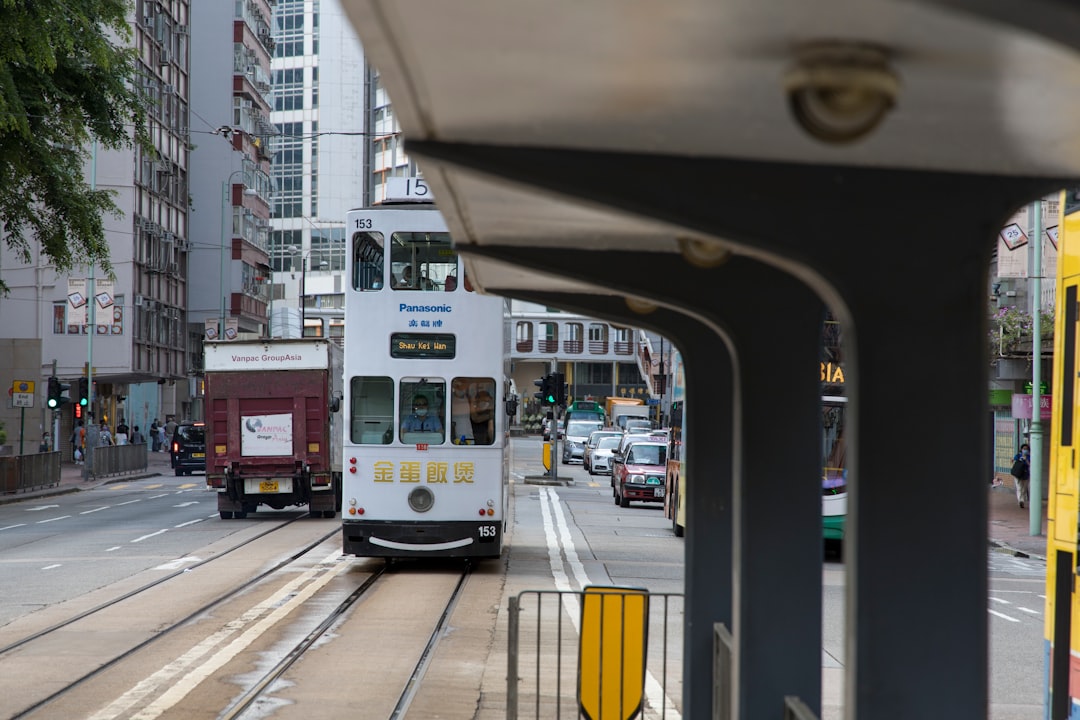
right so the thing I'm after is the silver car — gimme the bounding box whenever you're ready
[587,435,622,475]
[561,420,603,464]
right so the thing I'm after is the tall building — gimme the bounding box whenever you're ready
[267,0,366,343]
[0,1,193,452]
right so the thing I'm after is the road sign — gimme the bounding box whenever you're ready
[12,380,34,394]
[13,393,33,408]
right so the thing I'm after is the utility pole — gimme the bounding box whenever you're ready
[1030,198,1044,536]
[83,143,97,481]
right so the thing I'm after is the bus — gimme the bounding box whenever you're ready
[1046,190,1078,717]
[663,338,849,543]
[341,195,511,559]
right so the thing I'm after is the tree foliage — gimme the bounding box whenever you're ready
[0,0,149,284]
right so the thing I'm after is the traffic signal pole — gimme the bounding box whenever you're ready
[84,142,97,482]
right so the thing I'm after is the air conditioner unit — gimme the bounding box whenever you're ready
[167,262,178,275]
[176,24,188,35]
[163,84,175,95]
[142,15,154,28]
[134,296,145,307]
[159,49,171,65]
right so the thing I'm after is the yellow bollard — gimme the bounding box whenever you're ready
[542,441,551,471]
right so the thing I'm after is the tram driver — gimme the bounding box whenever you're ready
[401,394,444,434]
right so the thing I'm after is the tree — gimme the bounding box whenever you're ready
[0,1,150,288]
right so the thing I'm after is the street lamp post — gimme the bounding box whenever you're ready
[290,246,328,338]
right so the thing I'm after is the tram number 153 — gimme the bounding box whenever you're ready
[478,525,498,541]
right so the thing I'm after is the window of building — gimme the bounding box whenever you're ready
[515,321,534,352]
[269,229,302,272]
[310,225,345,272]
[565,322,584,354]
[273,67,304,111]
[273,122,303,218]
[588,323,609,353]
[618,362,645,385]
[539,322,558,352]
[274,1,305,58]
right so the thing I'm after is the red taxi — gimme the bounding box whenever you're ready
[613,440,668,508]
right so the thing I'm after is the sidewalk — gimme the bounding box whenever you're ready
[0,448,174,506]
[988,477,1048,560]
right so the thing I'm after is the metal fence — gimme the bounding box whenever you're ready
[88,443,148,479]
[0,452,61,494]
[508,588,684,720]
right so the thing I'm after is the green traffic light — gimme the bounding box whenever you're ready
[80,397,87,406]
[47,398,58,409]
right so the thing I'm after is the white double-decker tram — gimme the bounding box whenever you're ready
[342,198,510,559]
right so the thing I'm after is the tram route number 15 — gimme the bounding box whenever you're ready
[385,177,431,202]
[478,525,498,540]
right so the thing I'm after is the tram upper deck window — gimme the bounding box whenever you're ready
[352,232,385,291]
[350,376,394,444]
[390,231,457,291]
[400,378,446,445]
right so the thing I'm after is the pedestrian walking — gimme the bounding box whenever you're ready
[98,421,112,447]
[71,420,85,463]
[115,417,129,446]
[156,422,167,452]
[1011,443,1031,509]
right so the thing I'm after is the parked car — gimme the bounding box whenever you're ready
[612,440,668,508]
[587,435,623,475]
[170,421,206,476]
[561,419,604,464]
[583,430,622,473]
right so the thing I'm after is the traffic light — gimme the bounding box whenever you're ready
[47,377,70,409]
[77,377,89,407]
[533,374,556,405]
[552,373,567,406]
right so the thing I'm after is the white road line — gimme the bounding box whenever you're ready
[105,546,121,552]
[81,507,109,515]
[172,502,200,508]
[989,597,1011,604]
[41,564,61,570]
[116,500,142,507]
[153,557,202,570]
[0,524,27,531]
[173,519,203,528]
[989,609,1020,622]
[540,487,682,720]
[1019,607,1042,615]
[25,505,59,512]
[148,494,169,499]
[88,553,349,720]
[36,515,71,524]
[131,530,168,543]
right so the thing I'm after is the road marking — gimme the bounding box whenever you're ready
[148,494,169,499]
[989,597,1010,604]
[105,546,121,552]
[36,515,71,524]
[109,485,130,490]
[1019,607,1041,615]
[25,505,59,512]
[173,519,203,528]
[0,524,27,531]
[131,529,168,543]
[41,564,61,570]
[178,484,198,489]
[989,609,1020,622]
[88,552,350,720]
[116,499,142,506]
[145,484,164,489]
[153,556,202,570]
[81,507,109,515]
[172,502,200,508]
[540,487,682,720]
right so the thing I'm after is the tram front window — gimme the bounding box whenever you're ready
[350,376,394,444]
[400,379,446,444]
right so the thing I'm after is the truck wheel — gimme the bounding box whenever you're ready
[219,511,233,520]
[323,509,337,519]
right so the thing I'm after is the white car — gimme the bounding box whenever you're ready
[587,435,622,475]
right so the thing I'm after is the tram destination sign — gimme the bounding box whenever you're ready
[390,333,456,359]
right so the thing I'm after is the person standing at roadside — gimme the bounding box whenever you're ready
[150,420,161,452]
[71,420,85,463]
[130,425,144,445]
[1011,443,1031,509]
[156,422,167,452]
[164,416,178,447]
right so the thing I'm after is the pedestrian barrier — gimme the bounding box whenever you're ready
[507,587,684,719]
[0,451,60,493]
[88,443,148,479]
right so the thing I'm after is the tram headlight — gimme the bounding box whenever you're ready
[408,486,435,513]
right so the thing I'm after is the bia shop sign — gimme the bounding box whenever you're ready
[1011,394,1051,420]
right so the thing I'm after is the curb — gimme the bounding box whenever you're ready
[988,538,1046,562]
[0,470,164,506]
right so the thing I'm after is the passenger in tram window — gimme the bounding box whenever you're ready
[450,378,474,444]
[401,394,444,433]
[471,388,495,445]
[444,275,457,292]
[395,266,415,289]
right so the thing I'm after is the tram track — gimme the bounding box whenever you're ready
[220,560,474,720]
[3,516,338,719]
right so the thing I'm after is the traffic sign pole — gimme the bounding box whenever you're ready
[18,407,24,456]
